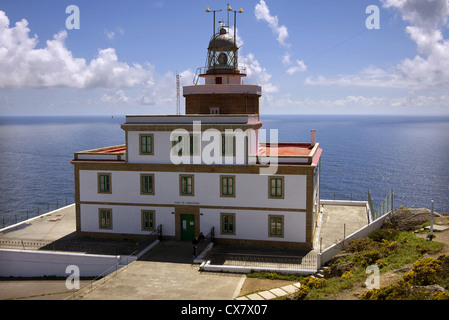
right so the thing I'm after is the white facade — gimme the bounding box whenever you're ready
[77,168,309,241]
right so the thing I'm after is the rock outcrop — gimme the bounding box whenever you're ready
[381,208,440,231]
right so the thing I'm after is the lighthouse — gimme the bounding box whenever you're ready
[183,7,261,116]
[71,7,322,250]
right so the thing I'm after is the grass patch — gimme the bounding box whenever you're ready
[246,271,304,282]
[287,229,446,300]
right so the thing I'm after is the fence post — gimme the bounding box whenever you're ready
[391,189,394,211]
[429,200,434,241]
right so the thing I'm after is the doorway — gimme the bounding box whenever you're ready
[180,214,195,241]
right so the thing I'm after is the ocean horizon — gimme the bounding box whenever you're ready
[0,114,448,227]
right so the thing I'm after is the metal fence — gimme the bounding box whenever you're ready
[196,226,215,256]
[1,197,74,229]
[368,189,394,221]
[204,249,317,271]
[321,191,367,202]
[0,235,159,256]
[0,229,162,255]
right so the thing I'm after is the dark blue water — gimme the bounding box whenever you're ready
[0,114,448,227]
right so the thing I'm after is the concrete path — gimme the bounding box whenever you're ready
[235,283,301,300]
[317,203,369,250]
[75,241,245,300]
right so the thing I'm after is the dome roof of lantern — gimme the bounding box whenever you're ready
[208,28,237,51]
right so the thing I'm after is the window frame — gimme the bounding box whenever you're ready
[97,173,112,194]
[268,176,284,199]
[139,134,154,155]
[179,174,194,196]
[141,210,155,231]
[268,215,284,238]
[220,175,235,198]
[220,213,236,235]
[221,134,235,156]
[140,173,155,195]
[172,134,200,156]
[98,208,113,229]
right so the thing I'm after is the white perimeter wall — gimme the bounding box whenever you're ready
[0,249,135,277]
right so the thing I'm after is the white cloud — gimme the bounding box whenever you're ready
[254,0,289,47]
[264,92,449,114]
[286,60,307,75]
[243,53,279,93]
[0,11,151,89]
[104,30,115,40]
[306,0,449,90]
[254,1,307,76]
[282,52,291,65]
[104,27,124,41]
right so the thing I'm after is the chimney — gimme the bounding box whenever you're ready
[311,129,316,147]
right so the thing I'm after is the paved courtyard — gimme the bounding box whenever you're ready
[75,241,245,300]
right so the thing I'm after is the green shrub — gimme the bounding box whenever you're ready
[432,292,449,300]
[340,271,353,279]
[360,280,410,300]
[369,228,399,242]
[403,257,442,286]
[294,286,309,300]
[347,238,380,253]
[301,277,327,289]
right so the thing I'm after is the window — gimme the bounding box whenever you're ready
[172,135,199,156]
[210,107,220,115]
[180,175,194,196]
[141,210,155,231]
[139,134,154,155]
[140,174,155,195]
[221,134,234,156]
[220,175,235,197]
[268,215,284,237]
[220,213,235,235]
[268,176,284,199]
[99,209,112,229]
[98,173,111,194]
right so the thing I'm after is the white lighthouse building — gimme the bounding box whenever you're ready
[71,9,322,250]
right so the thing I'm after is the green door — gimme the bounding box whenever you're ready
[181,214,195,241]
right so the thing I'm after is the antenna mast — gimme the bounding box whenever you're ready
[176,74,181,115]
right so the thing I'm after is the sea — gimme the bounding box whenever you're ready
[0,114,448,227]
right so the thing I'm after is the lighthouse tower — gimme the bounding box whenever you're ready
[183,7,262,116]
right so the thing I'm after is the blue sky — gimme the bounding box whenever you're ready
[1,0,448,115]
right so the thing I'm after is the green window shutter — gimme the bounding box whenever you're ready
[270,178,283,197]
[141,175,153,194]
[140,135,153,154]
[269,216,283,236]
[99,174,110,193]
